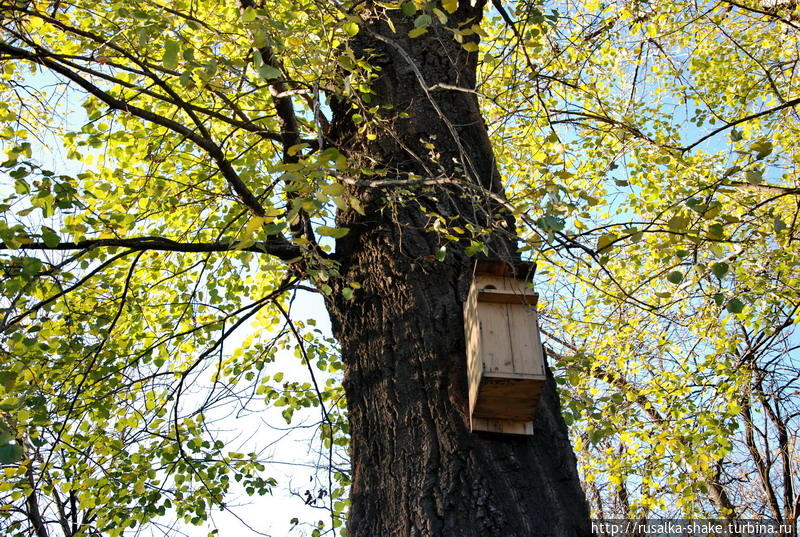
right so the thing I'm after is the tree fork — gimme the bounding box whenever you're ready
[324,5,590,536]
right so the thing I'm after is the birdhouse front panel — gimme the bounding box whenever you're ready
[463,261,546,435]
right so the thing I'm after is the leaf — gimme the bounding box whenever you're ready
[442,0,458,13]
[0,371,16,390]
[163,40,180,70]
[744,169,763,184]
[321,183,346,196]
[401,2,417,16]
[316,226,350,239]
[287,143,309,157]
[668,215,689,231]
[461,42,479,52]
[242,6,257,22]
[730,128,742,141]
[726,298,744,314]
[41,226,60,247]
[536,215,565,232]
[243,216,266,237]
[596,233,617,253]
[707,223,724,240]
[408,28,427,38]
[722,165,741,178]
[667,271,683,284]
[0,444,23,464]
[259,65,282,80]
[414,14,432,28]
[711,262,728,279]
[343,22,359,36]
[750,140,773,160]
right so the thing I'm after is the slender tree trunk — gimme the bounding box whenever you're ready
[324,4,590,536]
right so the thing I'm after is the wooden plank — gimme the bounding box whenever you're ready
[481,371,545,380]
[530,309,546,376]
[475,275,531,295]
[507,305,545,375]
[477,301,511,373]
[477,289,538,306]
[473,377,544,420]
[471,417,534,436]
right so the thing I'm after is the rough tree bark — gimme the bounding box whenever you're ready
[323,3,591,536]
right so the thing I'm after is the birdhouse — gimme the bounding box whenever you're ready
[463,259,545,435]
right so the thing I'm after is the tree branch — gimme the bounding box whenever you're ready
[238,0,316,242]
[681,96,800,153]
[0,41,271,219]
[0,236,303,260]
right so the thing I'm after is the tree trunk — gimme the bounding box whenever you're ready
[324,4,590,536]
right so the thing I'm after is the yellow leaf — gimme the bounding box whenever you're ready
[442,0,457,13]
[244,216,266,237]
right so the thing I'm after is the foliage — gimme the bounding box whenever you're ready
[0,0,798,535]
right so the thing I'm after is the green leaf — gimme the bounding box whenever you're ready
[316,226,350,239]
[41,226,60,248]
[536,215,565,232]
[668,214,689,231]
[163,40,180,70]
[596,233,617,253]
[707,223,724,240]
[0,444,24,464]
[666,271,683,284]
[414,14,432,28]
[401,2,417,16]
[343,21,359,36]
[750,140,773,160]
[0,371,16,390]
[242,6,257,22]
[726,298,745,314]
[745,169,763,184]
[408,28,427,38]
[259,65,282,80]
[723,165,741,178]
[711,262,729,279]
[730,128,743,141]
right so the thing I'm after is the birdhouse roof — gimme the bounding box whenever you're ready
[474,259,536,281]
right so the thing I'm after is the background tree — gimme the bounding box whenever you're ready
[1,0,799,536]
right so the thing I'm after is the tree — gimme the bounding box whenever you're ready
[0,1,589,536]
[1,0,799,536]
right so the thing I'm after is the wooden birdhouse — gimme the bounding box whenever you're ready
[463,259,545,435]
